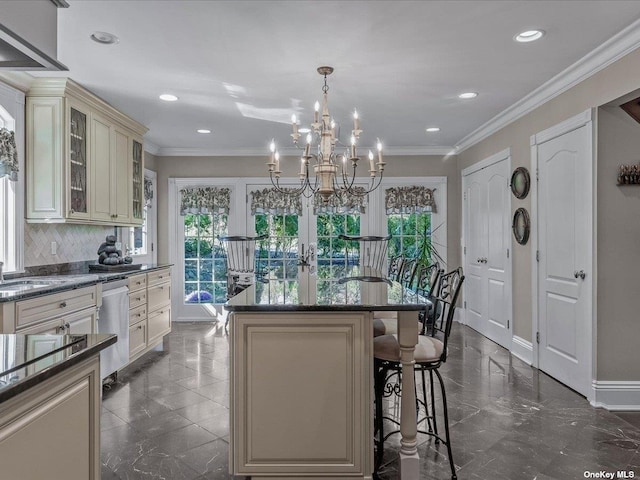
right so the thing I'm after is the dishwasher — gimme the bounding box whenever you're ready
[98,278,130,383]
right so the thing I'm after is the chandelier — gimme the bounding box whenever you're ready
[267,66,386,201]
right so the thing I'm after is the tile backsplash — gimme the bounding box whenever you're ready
[24,223,114,267]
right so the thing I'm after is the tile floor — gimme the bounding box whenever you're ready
[101,322,640,479]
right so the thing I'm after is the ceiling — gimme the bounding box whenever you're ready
[34,0,640,156]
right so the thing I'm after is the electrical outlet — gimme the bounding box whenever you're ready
[51,241,57,255]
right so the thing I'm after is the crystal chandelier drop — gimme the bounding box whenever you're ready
[267,66,386,201]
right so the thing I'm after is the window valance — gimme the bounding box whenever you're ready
[313,187,367,215]
[180,187,230,215]
[144,177,154,207]
[250,188,302,216]
[0,128,18,182]
[385,186,437,214]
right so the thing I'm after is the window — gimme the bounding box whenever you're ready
[255,213,299,304]
[124,170,156,262]
[387,212,434,265]
[0,84,24,274]
[183,213,228,304]
[316,213,361,304]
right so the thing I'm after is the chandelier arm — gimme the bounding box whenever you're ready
[269,171,308,197]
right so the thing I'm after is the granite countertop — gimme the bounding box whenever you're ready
[0,264,172,303]
[0,333,116,403]
[225,275,431,312]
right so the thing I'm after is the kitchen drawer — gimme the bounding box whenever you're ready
[147,283,170,310]
[129,289,147,310]
[128,274,147,292]
[15,286,98,329]
[147,268,171,287]
[147,307,170,345]
[129,303,147,327]
[129,321,146,357]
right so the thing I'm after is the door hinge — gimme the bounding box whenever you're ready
[536,168,539,181]
[507,248,509,258]
[536,250,540,262]
[507,319,510,329]
[151,242,154,252]
[464,301,467,309]
[464,246,466,255]
[536,332,540,344]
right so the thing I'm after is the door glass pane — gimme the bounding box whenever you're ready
[316,213,360,305]
[387,212,434,265]
[183,213,228,304]
[255,213,299,304]
[69,108,87,213]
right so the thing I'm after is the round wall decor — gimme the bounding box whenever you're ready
[510,167,531,199]
[512,208,530,245]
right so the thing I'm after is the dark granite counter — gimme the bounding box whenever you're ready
[0,333,116,403]
[0,264,172,303]
[225,274,430,312]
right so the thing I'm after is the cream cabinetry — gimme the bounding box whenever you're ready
[0,285,101,335]
[0,357,101,480]
[26,78,147,226]
[128,267,172,362]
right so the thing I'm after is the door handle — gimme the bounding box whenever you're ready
[574,270,586,280]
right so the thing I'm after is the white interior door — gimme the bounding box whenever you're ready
[463,154,511,349]
[484,161,510,348]
[536,121,592,396]
[463,173,486,334]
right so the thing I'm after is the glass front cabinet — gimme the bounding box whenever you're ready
[26,78,147,226]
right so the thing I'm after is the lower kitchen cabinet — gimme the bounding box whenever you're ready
[0,356,101,480]
[128,267,172,363]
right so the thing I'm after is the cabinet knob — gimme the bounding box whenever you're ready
[64,322,70,329]
[60,301,67,308]
[137,325,143,330]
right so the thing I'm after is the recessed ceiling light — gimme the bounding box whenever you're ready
[426,127,440,133]
[298,127,311,134]
[515,30,545,43]
[159,94,178,102]
[90,31,119,45]
[458,92,478,99]
[197,129,211,134]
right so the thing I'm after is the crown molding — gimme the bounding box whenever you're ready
[0,72,35,92]
[153,145,455,157]
[144,141,161,156]
[455,17,640,153]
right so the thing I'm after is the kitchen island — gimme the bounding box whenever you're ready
[0,333,116,480]
[225,278,427,480]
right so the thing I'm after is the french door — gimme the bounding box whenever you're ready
[247,184,365,305]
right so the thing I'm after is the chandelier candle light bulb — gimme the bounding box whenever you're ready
[266,66,386,201]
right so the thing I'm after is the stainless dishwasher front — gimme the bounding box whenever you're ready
[98,278,130,382]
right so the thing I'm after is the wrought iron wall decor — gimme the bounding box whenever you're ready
[510,167,530,199]
[512,208,530,245]
[617,164,640,185]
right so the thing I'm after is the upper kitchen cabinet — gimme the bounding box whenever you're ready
[26,78,148,226]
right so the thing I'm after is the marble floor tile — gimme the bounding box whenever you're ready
[102,322,640,480]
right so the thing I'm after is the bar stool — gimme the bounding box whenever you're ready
[373,267,464,479]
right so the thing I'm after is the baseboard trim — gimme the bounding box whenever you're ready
[511,335,533,365]
[591,381,640,410]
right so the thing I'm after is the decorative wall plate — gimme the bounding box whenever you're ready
[512,208,530,245]
[510,167,531,199]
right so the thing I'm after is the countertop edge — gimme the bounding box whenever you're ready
[224,304,427,312]
[0,334,117,404]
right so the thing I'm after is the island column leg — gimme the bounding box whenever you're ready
[396,310,420,480]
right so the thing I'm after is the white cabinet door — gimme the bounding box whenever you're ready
[90,112,112,222]
[113,127,131,222]
[65,307,97,335]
